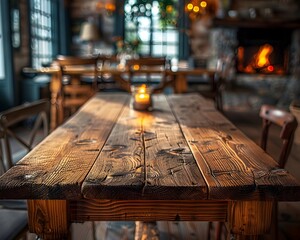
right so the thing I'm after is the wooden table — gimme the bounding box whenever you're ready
[2,93,299,239]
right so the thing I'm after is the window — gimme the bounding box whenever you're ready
[30,0,57,68]
[0,1,5,78]
[124,0,179,59]
[11,2,21,49]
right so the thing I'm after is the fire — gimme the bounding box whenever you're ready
[238,43,277,74]
[255,44,273,68]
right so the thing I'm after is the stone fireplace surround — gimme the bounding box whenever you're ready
[187,0,300,111]
[207,27,300,111]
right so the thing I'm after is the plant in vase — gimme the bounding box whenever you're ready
[115,37,141,67]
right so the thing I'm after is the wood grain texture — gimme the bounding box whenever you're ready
[167,94,300,200]
[69,199,228,222]
[82,95,206,200]
[27,200,69,240]
[0,94,129,199]
[229,200,273,236]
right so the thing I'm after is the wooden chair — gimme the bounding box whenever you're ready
[261,104,298,240]
[208,105,298,240]
[260,104,298,168]
[55,55,98,121]
[97,54,120,91]
[0,100,49,240]
[0,99,49,171]
[198,70,224,112]
[126,57,169,89]
[207,58,230,112]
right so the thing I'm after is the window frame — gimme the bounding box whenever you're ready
[124,0,179,59]
[29,0,58,68]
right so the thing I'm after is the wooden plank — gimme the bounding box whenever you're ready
[69,199,228,222]
[143,95,206,199]
[0,94,129,199]
[168,94,300,200]
[229,201,273,236]
[82,95,206,200]
[27,200,69,239]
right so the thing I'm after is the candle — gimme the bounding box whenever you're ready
[132,84,152,111]
[135,92,150,104]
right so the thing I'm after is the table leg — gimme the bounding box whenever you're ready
[113,74,131,92]
[27,200,70,240]
[228,200,274,239]
[174,74,187,93]
[50,72,63,130]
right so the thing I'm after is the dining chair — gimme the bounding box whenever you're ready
[126,57,169,89]
[192,60,225,112]
[208,105,298,240]
[55,55,98,121]
[260,105,298,240]
[97,54,120,91]
[260,104,298,168]
[0,99,49,171]
[200,70,224,112]
[0,99,50,239]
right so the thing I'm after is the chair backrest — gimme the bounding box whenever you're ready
[0,99,49,172]
[126,57,168,86]
[55,55,98,119]
[259,104,298,168]
[55,55,99,89]
[97,55,121,90]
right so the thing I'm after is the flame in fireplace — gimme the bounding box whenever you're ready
[255,44,273,69]
[238,43,278,74]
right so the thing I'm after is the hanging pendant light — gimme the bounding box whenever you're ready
[185,0,218,20]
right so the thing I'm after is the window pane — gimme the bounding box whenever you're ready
[30,0,56,68]
[0,1,4,78]
[124,0,179,59]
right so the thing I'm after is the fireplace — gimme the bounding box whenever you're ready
[236,28,292,75]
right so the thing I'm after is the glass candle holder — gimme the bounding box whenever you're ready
[131,84,152,111]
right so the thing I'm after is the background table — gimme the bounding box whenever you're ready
[23,66,218,130]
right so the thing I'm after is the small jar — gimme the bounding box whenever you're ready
[131,84,152,111]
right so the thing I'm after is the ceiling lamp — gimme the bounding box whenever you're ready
[185,0,218,20]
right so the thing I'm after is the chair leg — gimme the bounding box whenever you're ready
[207,222,225,240]
[270,202,278,240]
[92,221,97,240]
[215,222,222,240]
[207,222,212,240]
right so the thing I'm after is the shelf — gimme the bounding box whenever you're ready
[213,17,300,29]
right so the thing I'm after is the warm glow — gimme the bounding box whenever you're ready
[241,44,276,73]
[97,2,116,13]
[105,3,116,12]
[187,3,193,10]
[256,44,273,68]
[138,84,147,94]
[193,6,200,12]
[267,65,274,72]
[185,0,218,19]
[166,5,173,13]
[200,1,207,8]
[135,85,150,104]
[139,94,146,99]
[133,64,140,71]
